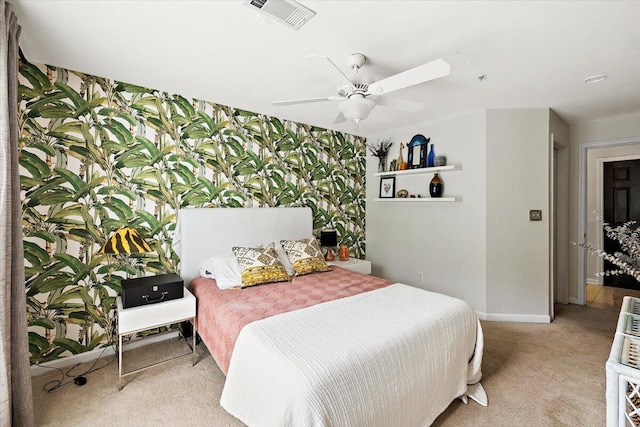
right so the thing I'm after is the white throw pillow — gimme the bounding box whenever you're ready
[211,255,243,289]
[199,258,217,279]
[273,241,295,277]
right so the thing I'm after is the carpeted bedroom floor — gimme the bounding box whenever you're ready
[32,302,618,427]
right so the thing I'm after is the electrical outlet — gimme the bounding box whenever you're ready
[417,271,424,282]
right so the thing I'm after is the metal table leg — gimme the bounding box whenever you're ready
[117,317,197,390]
[118,332,123,390]
[192,319,197,366]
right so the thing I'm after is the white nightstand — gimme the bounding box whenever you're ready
[327,258,372,275]
[116,286,196,390]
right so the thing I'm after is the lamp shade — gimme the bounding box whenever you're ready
[320,230,338,247]
[338,96,376,122]
[100,228,152,255]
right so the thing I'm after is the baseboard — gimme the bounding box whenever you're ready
[476,311,550,323]
[31,331,180,377]
[569,297,581,305]
[475,311,487,321]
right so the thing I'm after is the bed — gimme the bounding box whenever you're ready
[173,207,486,426]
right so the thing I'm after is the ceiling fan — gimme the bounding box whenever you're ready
[273,53,451,126]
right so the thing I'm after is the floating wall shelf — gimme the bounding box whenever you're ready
[374,197,456,202]
[373,164,457,177]
[373,164,461,202]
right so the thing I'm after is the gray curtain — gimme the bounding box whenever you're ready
[0,1,34,426]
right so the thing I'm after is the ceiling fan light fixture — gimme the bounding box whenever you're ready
[338,97,376,122]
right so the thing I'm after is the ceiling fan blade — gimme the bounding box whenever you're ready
[332,112,346,124]
[376,96,425,113]
[306,55,355,92]
[368,58,450,95]
[273,96,343,107]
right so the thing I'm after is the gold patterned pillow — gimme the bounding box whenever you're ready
[232,244,290,288]
[280,237,331,276]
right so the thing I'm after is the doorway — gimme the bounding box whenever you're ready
[602,159,640,289]
[577,137,640,305]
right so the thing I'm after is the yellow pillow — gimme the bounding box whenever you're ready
[232,244,290,288]
[280,237,331,276]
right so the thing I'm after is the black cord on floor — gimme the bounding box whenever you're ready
[37,344,116,393]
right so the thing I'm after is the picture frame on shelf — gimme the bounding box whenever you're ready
[379,176,396,198]
[407,134,430,169]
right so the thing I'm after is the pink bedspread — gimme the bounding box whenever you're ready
[189,266,392,375]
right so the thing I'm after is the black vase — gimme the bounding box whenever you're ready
[429,173,443,198]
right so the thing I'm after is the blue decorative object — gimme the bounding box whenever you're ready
[427,144,436,167]
[407,134,430,169]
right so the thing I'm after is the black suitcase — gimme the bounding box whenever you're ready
[121,273,184,309]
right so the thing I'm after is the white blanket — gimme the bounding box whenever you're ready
[221,283,483,427]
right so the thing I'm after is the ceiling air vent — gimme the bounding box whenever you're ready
[244,0,316,31]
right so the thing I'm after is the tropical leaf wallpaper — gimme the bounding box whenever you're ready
[18,60,366,363]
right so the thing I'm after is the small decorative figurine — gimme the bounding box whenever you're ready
[434,155,447,166]
[397,143,408,170]
[339,244,349,261]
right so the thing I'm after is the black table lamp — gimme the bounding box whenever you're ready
[320,230,338,261]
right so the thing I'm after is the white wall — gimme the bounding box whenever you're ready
[366,108,567,321]
[550,111,570,144]
[586,145,640,284]
[569,112,640,302]
[485,109,551,321]
[366,110,487,313]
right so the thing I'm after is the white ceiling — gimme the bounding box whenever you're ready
[12,0,640,137]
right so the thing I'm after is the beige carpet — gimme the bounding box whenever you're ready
[32,303,617,427]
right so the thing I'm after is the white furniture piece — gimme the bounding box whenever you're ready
[607,296,640,426]
[173,207,312,285]
[116,286,196,390]
[327,257,372,274]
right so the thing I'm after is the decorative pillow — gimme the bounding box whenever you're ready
[211,255,242,289]
[280,237,331,276]
[232,244,290,288]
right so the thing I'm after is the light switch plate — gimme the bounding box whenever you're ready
[529,210,542,221]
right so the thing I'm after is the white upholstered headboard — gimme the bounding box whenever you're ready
[173,207,313,285]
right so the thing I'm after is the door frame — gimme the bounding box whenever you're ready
[550,136,556,320]
[597,155,640,283]
[577,136,640,305]
[551,134,569,311]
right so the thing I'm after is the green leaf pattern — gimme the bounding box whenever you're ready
[19,61,366,363]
